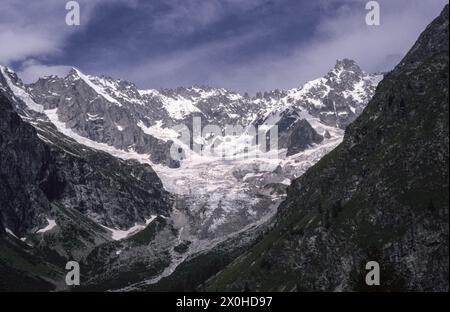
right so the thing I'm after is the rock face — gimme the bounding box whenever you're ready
[206,5,449,292]
[0,93,50,236]
[286,119,324,156]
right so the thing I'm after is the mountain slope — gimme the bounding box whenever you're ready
[0,90,175,290]
[0,235,64,291]
[206,5,449,292]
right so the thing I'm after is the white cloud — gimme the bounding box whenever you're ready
[0,0,139,81]
[0,0,130,69]
[0,30,59,64]
[0,0,65,65]
[17,60,72,83]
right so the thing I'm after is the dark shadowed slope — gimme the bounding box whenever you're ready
[206,5,449,292]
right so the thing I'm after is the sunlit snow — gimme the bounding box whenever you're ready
[36,218,57,234]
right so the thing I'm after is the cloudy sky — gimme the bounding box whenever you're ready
[0,0,447,93]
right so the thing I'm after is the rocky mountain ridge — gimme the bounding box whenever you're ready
[0,59,381,167]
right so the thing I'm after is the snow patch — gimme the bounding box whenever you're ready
[101,216,157,241]
[137,120,179,141]
[37,218,57,234]
[160,96,202,120]
[138,89,160,97]
[73,68,122,106]
[87,113,102,121]
[5,228,18,238]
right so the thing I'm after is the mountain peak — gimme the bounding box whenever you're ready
[335,58,356,66]
[334,58,362,72]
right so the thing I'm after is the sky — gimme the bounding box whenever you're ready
[0,0,447,94]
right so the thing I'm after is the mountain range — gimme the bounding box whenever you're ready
[0,5,448,292]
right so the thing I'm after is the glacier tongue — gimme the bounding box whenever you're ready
[41,102,343,242]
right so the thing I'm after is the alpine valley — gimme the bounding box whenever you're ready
[0,5,448,292]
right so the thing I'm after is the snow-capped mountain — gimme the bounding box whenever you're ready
[0,59,380,166]
[0,59,382,290]
[1,3,448,293]
[253,59,382,146]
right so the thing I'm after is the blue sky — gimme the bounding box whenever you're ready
[0,0,447,93]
